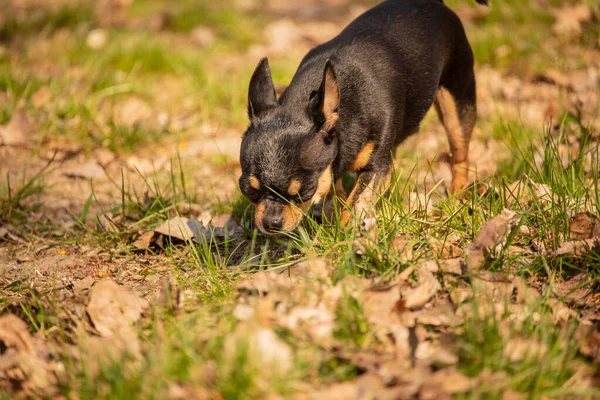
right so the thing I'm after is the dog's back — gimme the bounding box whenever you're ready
[280,0,476,174]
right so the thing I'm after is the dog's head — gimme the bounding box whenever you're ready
[239,58,340,234]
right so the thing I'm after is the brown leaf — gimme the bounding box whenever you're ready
[401,266,441,309]
[577,322,600,365]
[132,231,156,249]
[421,258,467,275]
[0,110,32,147]
[73,276,96,298]
[224,326,293,376]
[389,234,414,263]
[569,212,600,239]
[31,86,52,108]
[167,383,215,400]
[552,3,593,38]
[154,216,208,243]
[190,25,216,48]
[278,305,336,345]
[86,279,148,339]
[415,341,458,365]
[237,270,293,294]
[467,209,520,270]
[126,155,168,174]
[428,368,474,394]
[62,160,105,180]
[361,284,412,357]
[412,308,460,327]
[552,273,594,307]
[504,336,547,362]
[353,216,378,257]
[155,216,242,243]
[0,315,58,397]
[113,97,153,128]
[428,237,463,259]
[551,237,600,257]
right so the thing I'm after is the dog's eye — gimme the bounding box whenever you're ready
[294,189,315,204]
[240,182,261,203]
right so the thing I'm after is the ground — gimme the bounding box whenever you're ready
[1,0,600,399]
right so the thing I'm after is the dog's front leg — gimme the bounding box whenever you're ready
[340,170,384,227]
[322,179,348,222]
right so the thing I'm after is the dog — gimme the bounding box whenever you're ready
[239,0,487,234]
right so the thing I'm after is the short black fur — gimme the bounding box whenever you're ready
[239,0,485,233]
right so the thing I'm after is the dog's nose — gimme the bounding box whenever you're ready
[262,215,283,232]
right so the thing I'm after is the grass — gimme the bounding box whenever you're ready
[1,0,599,398]
[0,155,53,223]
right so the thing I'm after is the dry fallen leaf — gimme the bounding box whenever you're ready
[428,368,474,394]
[113,97,153,128]
[401,265,441,309]
[154,216,209,243]
[278,305,336,345]
[86,279,148,357]
[551,237,600,257]
[552,273,594,307]
[389,234,414,263]
[126,155,168,174]
[552,3,593,38]
[190,25,216,47]
[155,216,243,243]
[569,212,600,239]
[132,231,156,250]
[62,160,105,180]
[504,336,547,362]
[237,269,294,294]
[415,340,458,365]
[577,322,600,366]
[0,315,59,398]
[467,209,520,270]
[0,110,32,147]
[361,283,412,357]
[224,326,293,376]
[31,86,52,108]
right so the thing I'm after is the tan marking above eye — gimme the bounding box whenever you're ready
[349,141,376,172]
[288,179,302,196]
[249,175,261,190]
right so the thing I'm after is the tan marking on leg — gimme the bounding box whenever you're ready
[249,175,261,190]
[287,179,302,196]
[281,203,304,231]
[341,172,381,227]
[434,87,470,194]
[310,165,333,205]
[349,141,376,172]
[254,202,265,233]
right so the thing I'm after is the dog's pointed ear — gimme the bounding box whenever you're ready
[248,58,278,120]
[310,60,340,132]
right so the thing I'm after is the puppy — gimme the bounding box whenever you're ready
[239,0,487,234]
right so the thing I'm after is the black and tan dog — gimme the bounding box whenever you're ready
[239,0,487,234]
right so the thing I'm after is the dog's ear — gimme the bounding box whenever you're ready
[310,60,340,133]
[248,58,278,120]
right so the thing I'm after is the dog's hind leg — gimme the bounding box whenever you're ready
[434,61,477,194]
